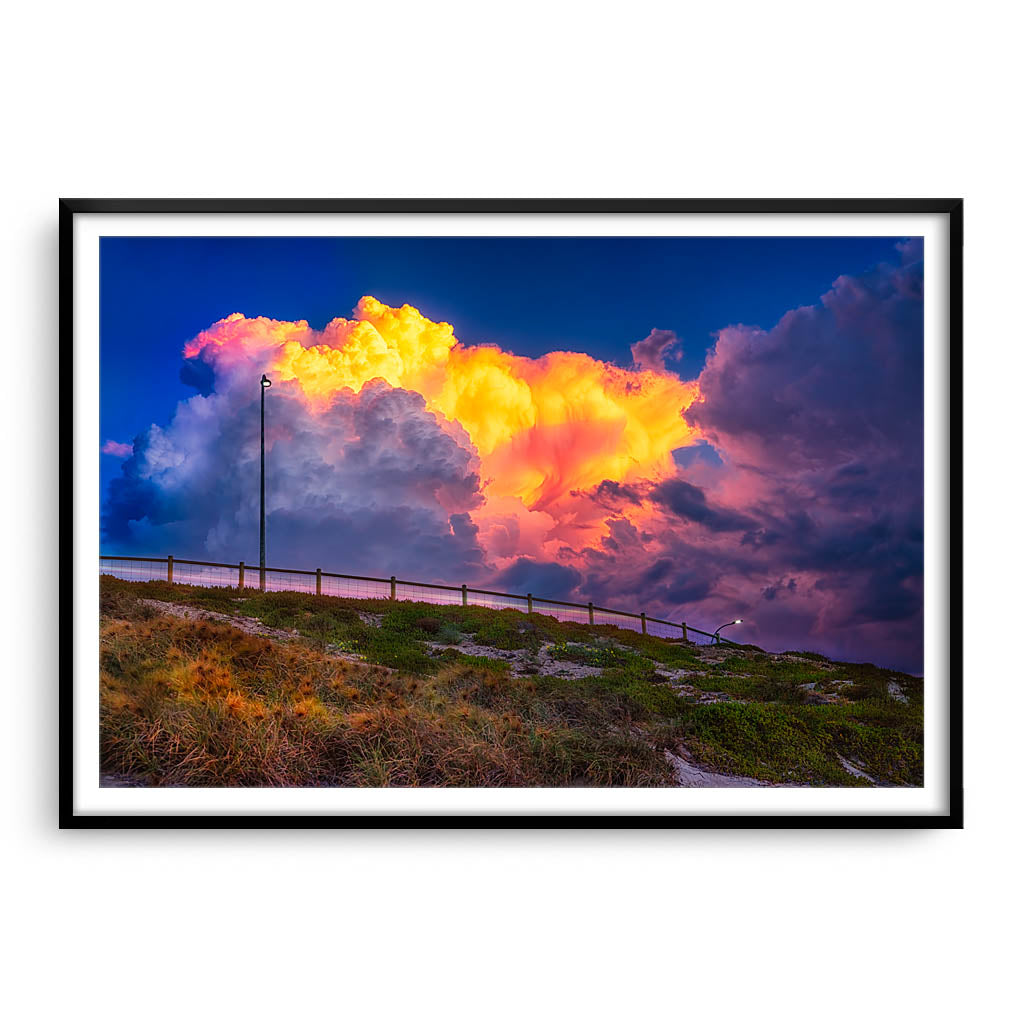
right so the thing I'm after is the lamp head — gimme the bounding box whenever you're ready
[735,619,742,624]
[261,374,272,388]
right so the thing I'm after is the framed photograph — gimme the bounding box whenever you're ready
[62,198,962,827]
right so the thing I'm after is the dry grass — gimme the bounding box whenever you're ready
[100,599,672,788]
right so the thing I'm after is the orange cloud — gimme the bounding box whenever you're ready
[186,297,703,562]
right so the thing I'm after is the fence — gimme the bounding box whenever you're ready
[98,554,737,646]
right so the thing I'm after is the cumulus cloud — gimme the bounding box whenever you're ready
[182,299,701,513]
[102,440,133,458]
[141,298,704,573]
[103,295,699,586]
[104,365,489,581]
[685,251,923,473]
[572,245,925,670]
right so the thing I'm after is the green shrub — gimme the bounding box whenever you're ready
[436,623,463,645]
[456,653,511,673]
[678,701,922,786]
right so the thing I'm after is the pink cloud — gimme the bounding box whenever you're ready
[102,440,133,458]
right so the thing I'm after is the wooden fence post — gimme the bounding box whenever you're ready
[390,576,397,600]
[462,584,468,607]
[238,561,245,590]
[588,601,594,625]
[167,555,174,583]
[316,568,322,596]
[681,621,687,642]
[527,593,533,614]
[641,612,647,635]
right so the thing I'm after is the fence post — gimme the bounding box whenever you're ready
[527,592,533,614]
[641,612,647,635]
[681,621,687,642]
[390,576,396,601]
[316,568,322,597]
[588,601,594,625]
[462,584,468,607]
[167,555,174,583]
[238,561,245,591]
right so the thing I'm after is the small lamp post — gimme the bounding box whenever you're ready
[713,618,743,644]
[259,373,272,591]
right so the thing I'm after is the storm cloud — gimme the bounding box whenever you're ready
[103,370,489,581]
[578,244,926,669]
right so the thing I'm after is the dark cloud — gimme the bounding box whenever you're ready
[102,473,160,542]
[650,478,756,533]
[180,358,215,396]
[578,479,646,510]
[762,577,797,601]
[494,558,582,599]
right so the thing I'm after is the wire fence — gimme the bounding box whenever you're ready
[98,554,736,646]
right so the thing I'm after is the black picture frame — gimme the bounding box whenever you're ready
[60,197,963,829]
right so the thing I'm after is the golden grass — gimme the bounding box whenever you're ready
[100,607,672,788]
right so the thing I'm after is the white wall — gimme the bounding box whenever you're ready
[2,3,1018,1021]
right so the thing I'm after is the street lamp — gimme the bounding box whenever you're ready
[713,618,743,644]
[259,373,272,591]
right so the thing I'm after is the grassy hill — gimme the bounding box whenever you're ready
[99,575,924,788]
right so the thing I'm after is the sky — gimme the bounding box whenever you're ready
[100,235,924,671]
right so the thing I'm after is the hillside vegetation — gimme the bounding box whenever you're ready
[99,576,924,788]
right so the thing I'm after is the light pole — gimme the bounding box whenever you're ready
[259,373,272,591]
[713,618,743,644]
